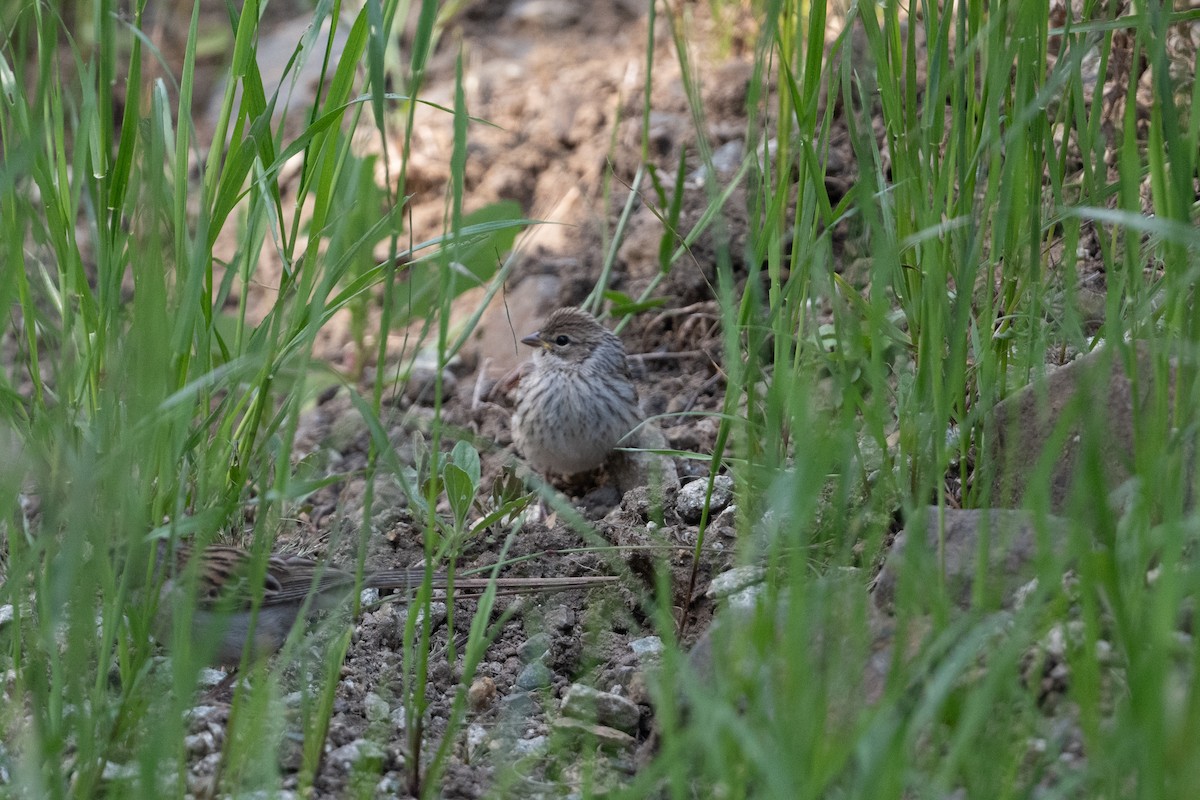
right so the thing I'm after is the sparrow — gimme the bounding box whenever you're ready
[511,308,643,478]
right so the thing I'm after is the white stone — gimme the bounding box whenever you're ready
[629,636,663,662]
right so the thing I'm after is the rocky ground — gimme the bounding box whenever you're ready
[6,0,1197,796]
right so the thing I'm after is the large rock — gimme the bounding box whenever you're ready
[984,341,1186,512]
[685,569,893,710]
[871,508,1072,611]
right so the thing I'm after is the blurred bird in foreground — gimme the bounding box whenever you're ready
[156,541,614,665]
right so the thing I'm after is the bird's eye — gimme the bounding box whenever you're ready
[554,334,570,346]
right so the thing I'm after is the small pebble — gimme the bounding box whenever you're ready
[101,761,138,780]
[519,633,552,663]
[516,662,552,691]
[546,605,576,632]
[726,583,766,614]
[551,718,636,751]
[560,684,641,734]
[364,692,389,724]
[196,668,229,689]
[468,677,497,711]
[186,763,218,797]
[184,704,223,724]
[184,731,215,757]
[327,739,385,770]
[706,566,766,600]
[676,475,735,523]
[500,691,538,718]
[712,504,738,534]
[512,735,548,758]
[629,636,663,662]
[465,723,489,762]
[689,139,744,186]
[376,775,404,794]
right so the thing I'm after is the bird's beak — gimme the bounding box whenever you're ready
[521,331,546,348]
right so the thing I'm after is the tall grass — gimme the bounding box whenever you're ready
[631,0,1200,798]
[2,0,1200,796]
[0,0,526,795]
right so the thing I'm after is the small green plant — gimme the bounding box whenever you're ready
[404,438,533,556]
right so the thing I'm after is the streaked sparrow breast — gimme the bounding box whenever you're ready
[511,308,642,477]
